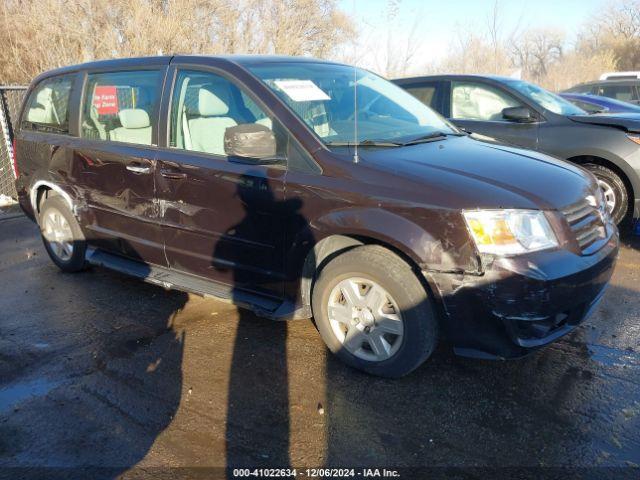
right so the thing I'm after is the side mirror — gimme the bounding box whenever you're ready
[502,106,534,123]
[224,123,279,162]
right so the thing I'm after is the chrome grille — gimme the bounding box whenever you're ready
[562,197,607,254]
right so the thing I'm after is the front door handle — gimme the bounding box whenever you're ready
[126,163,152,174]
[160,169,187,180]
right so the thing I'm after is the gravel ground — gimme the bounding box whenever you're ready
[0,213,638,479]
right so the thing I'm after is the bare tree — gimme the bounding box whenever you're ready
[0,0,354,84]
[484,0,523,74]
[437,15,512,77]
[544,50,617,91]
[510,28,564,83]
[600,0,640,39]
[576,0,640,70]
[362,0,421,78]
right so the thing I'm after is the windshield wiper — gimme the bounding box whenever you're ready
[326,132,466,148]
[326,139,403,147]
[401,131,465,146]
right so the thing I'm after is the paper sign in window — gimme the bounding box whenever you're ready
[274,80,330,102]
[93,86,119,115]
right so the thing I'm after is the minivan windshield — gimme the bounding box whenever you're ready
[505,79,587,116]
[247,62,458,146]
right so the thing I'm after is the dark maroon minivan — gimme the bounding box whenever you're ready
[14,56,618,377]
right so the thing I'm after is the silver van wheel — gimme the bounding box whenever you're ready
[42,207,74,262]
[327,277,404,362]
[583,163,628,224]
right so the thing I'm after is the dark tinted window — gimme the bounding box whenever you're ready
[81,70,160,145]
[565,84,594,94]
[23,75,74,133]
[597,84,638,102]
[404,83,439,110]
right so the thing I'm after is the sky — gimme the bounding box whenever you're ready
[339,0,607,72]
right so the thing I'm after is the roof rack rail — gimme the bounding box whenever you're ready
[599,72,640,80]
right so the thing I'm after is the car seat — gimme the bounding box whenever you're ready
[187,87,238,155]
[27,87,57,124]
[110,108,152,144]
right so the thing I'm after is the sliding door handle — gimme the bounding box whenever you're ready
[126,164,151,174]
[160,169,187,180]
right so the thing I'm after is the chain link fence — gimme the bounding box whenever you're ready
[0,86,27,202]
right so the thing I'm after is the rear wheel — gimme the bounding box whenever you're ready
[583,163,629,225]
[312,245,438,378]
[39,195,87,272]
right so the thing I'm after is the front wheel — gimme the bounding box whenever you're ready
[312,245,438,378]
[583,163,629,225]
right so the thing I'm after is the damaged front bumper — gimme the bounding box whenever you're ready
[425,232,619,359]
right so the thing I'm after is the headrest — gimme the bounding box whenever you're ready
[35,87,53,106]
[198,88,230,116]
[118,109,150,129]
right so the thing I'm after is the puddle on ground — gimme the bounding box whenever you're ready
[587,343,640,368]
[0,378,63,413]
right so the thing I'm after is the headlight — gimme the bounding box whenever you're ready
[463,209,558,255]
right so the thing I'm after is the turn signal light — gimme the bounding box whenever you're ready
[627,134,640,146]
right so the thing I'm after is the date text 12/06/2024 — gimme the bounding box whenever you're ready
[232,468,401,478]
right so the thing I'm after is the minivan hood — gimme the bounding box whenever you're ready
[569,113,640,133]
[360,136,597,211]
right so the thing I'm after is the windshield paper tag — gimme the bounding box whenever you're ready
[274,80,331,102]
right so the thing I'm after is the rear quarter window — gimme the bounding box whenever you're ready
[22,75,74,134]
[566,84,594,94]
[597,84,638,102]
[403,84,438,110]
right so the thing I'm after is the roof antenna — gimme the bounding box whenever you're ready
[352,0,359,164]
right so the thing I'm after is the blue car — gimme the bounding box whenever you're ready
[560,92,640,114]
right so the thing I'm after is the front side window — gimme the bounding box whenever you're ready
[247,62,456,146]
[506,79,585,115]
[81,70,160,145]
[23,75,73,133]
[169,69,286,159]
[451,82,522,121]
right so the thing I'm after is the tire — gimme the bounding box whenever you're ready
[39,195,88,272]
[312,245,438,378]
[583,163,629,225]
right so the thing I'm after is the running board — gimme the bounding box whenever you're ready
[85,249,307,320]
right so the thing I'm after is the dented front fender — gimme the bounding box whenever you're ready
[314,207,481,274]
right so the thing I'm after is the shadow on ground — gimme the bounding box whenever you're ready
[0,216,188,479]
[0,215,638,479]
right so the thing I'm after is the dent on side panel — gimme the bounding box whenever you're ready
[20,133,85,219]
[281,167,481,313]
